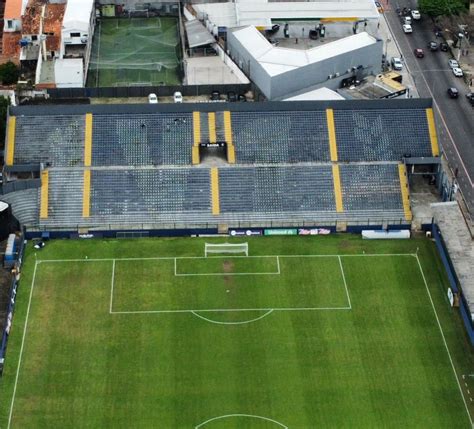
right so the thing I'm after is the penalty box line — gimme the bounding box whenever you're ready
[174,256,281,276]
[110,255,351,314]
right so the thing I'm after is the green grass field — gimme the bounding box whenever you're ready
[87,17,181,87]
[0,235,473,428]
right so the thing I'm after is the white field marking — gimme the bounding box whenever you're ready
[174,256,280,276]
[110,306,351,315]
[191,309,274,325]
[195,414,288,428]
[109,259,116,314]
[338,256,352,310]
[36,253,417,263]
[276,255,280,274]
[415,254,473,426]
[8,261,39,429]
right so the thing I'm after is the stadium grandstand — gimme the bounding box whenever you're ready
[2,99,440,231]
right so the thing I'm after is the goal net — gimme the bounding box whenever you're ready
[204,242,248,257]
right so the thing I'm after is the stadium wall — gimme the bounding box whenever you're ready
[45,84,252,99]
[0,232,25,376]
[432,223,474,346]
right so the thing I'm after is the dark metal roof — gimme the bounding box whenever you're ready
[10,98,434,117]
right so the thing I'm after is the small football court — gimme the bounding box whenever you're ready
[87,17,181,87]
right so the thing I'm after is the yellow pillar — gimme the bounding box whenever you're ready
[326,109,338,162]
[332,165,344,213]
[5,116,16,166]
[39,171,49,219]
[210,167,220,215]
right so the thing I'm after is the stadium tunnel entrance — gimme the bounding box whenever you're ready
[199,141,228,165]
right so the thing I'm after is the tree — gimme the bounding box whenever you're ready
[0,62,19,85]
[419,0,466,17]
[0,96,10,151]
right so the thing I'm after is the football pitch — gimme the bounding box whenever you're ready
[87,17,181,87]
[0,236,473,428]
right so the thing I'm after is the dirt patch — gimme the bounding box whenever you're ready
[222,260,234,273]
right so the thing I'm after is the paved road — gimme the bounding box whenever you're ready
[385,0,474,212]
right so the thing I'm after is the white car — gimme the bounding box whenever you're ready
[448,59,459,69]
[402,24,413,33]
[411,10,421,20]
[452,67,463,77]
[173,91,183,103]
[391,57,403,71]
[148,93,158,104]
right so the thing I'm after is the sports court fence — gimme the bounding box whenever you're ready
[431,223,474,346]
[0,230,26,376]
[46,83,252,99]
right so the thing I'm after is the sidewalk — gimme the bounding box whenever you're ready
[375,11,419,97]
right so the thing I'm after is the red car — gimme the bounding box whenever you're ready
[414,48,424,58]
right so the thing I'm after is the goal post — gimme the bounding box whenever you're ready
[204,242,248,257]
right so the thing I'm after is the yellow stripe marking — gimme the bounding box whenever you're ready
[426,108,439,156]
[84,113,93,166]
[398,164,412,221]
[332,165,343,213]
[192,112,201,164]
[192,146,200,165]
[208,112,217,144]
[326,109,338,162]
[224,111,236,164]
[193,111,201,145]
[6,116,16,166]
[210,167,220,215]
[82,169,91,218]
[39,170,49,219]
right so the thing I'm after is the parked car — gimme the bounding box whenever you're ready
[173,91,183,103]
[466,93,474,106]
[447,88,459,98]
[402,16,412,25]
[411,10,421,20]
[440,42,449,52]
[391,57,403,70]
[414,48,424,58]
[148,93,158,104]
[448,59,459,69]
[452,67,463,78]
[402,24,413,33]
[427,41,438,51]
[374,1,383,13]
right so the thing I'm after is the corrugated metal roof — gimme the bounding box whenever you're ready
[196,0,378,28]
[231,26,378,76]
[185,19,216,48]
[63,0,94,31]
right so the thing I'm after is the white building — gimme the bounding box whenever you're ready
[60,0,94,59]
[194,0,380,30]
[228,26,382,99]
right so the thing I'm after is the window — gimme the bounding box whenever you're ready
[70,32,80,38]
[31,35,38,41]
[7,20,13,29]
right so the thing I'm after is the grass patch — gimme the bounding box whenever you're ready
[0,236,472,428]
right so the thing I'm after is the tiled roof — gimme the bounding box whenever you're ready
[4,0,23,20]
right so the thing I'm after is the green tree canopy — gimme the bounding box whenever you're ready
[419,0,466,16]
[0,62,19,85]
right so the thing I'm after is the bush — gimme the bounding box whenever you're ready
[419,0,466,16]
[0,62,19,85]
[0,96,10,150]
